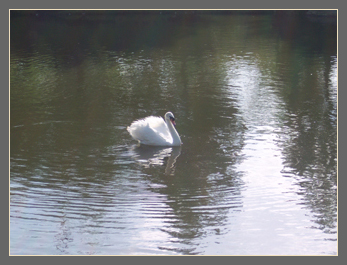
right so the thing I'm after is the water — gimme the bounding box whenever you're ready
[10,11,337,255]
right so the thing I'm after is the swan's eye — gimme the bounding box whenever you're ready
[170,116,176,125]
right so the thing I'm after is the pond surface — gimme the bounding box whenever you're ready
[10,11,337,255]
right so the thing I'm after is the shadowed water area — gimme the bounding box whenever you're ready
[10,10,337,255]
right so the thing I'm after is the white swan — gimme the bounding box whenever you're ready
[127,112,182,146]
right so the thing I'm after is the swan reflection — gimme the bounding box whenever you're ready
[130,145,181,175]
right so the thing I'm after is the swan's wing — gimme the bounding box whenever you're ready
[146,116,172,140]
[127,116,172,145]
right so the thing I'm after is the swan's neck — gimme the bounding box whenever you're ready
[166,117,182,146]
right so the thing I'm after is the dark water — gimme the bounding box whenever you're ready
[10,11,337,255]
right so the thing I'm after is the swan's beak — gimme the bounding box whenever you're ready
[170,117,176,126]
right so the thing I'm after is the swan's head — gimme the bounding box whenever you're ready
[165,112,176,126]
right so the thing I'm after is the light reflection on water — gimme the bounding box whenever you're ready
[10,11,337,255]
